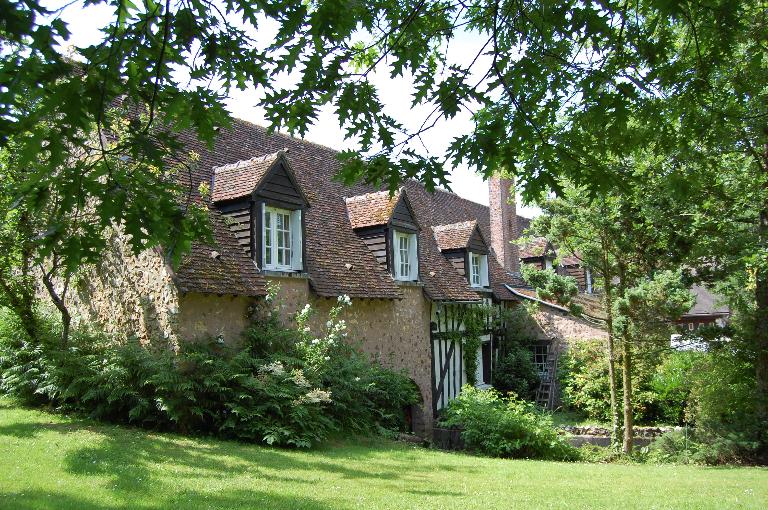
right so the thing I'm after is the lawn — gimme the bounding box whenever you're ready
[1,400,766,510]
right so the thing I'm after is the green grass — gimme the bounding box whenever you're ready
[1,400,766,510]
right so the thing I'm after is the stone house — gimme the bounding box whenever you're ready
[67,119,605,435]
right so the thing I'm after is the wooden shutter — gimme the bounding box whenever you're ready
[291,209,303,271]
[408,233,418,281]
[480,254,489,287]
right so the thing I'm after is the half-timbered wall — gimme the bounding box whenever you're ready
[430,298,497,414]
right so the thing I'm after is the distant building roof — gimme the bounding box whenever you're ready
[684,285,730,317]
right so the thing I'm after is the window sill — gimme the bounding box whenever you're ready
[261,270,309,279]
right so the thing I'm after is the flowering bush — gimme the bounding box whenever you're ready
[293,295,421,433]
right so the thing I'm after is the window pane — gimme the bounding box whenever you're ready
[471,253,480,285]
[265,211,272,265]
[398,234,409,277]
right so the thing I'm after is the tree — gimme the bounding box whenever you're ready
[614,271,694,453]
[532,182,695,452]
[519,263,583,315]
[2,0,766,444]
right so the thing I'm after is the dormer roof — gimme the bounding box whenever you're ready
[211,150,308,206]
[345,189,416,230]
[432,220,487,252]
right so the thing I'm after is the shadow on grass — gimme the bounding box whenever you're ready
[1,406,480,507]
[0,488,341,510]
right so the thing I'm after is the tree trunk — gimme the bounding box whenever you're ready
[756,147,768,453]
[617,262,634,454]
[40,269,71,348]
[621,329,634,454]
[601,253,621,449]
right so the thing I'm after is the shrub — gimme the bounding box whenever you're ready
[645,429,759,465]
[0,296,420,448]
[558,339,694,425]
[650,351,701,425]
[493,348,539,400]
[439,385,578,460]
[558,339,613,421]
[491,305,541,400]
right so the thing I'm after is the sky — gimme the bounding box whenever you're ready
[43,1,540,217]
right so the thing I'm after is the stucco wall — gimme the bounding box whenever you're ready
[270,275,434,435]
[177,293,256,344]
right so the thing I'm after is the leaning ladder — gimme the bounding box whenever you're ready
[535,352,558,409]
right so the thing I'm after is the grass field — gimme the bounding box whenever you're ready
[1,399,766,510]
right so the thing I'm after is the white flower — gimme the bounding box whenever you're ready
[324,356,330,361]
[291,369,310,388]
[305,388,332,403]
[302,304,311,312]
[354,377,361,382]
[326,320,333,328]
[337,294,352,306]
[311,338,320,345]
[258,361,285,376]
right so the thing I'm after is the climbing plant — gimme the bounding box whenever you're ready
[457,305,494,386]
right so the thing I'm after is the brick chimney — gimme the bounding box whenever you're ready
[489,175,519,272]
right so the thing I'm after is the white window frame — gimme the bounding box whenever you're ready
[262,205,303,272]
[468,252,489,288]
[393,230,418,281]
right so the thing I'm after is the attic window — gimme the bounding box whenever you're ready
[393,230,418,281]
[262,205,302,271]
[469,252,489,288]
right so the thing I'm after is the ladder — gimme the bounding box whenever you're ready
[535,351,558,409]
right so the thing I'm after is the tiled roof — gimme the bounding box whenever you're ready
[173,119,531,302]
[174,209,266,296]
[176,122,402,299]
[432,221,478,251]
[211,151,282,202]
[345,190,401,229]
[686,285,730,317]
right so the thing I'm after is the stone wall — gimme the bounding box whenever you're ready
[270,275,434,436]
[61,231,256,347]
[64,232,180,346]
[510,302,607,354]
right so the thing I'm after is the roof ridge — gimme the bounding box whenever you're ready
[432,219,477,231]
[232,118,340,155]
[212,149,286,174]
[344,188,401,204]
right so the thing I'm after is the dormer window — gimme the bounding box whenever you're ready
[263,206,302,271]
[433,220,491,290]
[345,189,420,283]
[394,230,418,281]
[469,252,489,288]
[211,150,309,273]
